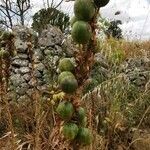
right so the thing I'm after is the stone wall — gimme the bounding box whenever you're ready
[7,25,74,101]
[1,25,150,102]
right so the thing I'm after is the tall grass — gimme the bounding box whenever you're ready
[0,39,150,149]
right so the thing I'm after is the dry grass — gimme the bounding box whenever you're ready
[96,38,150,65]
[0,39,150,150]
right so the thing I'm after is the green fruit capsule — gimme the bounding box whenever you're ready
[70,16,79,27]
[56,101,74,120]
[60,76,78,94]
[77,128,92,145]
[80,117,87,127]
[94,0,110,8]
[74,0,95,21]
[58,71,75,83]
[77,107,86,121]
[62,123,79,140]
[71,21,92,44]
[59,58,75,72]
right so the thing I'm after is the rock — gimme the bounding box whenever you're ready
[11,68,20,74]
[19,67,30,74]
[44,49,52,55]
[35,63,45,72]
[28,78,37,87]
[18,54,28,59]
[10,74,25,86]
[38,25,64,47]
[17,95,28,101]
[34,49,43,62]
[37,80,45,86]
[14,39,28,53]
[21,83,29,89]
[13,25,36,42]
[23,74,30,82]
[90,53,109,84]
[33,70,42,78]
[120,57,150,89]
[62,36,76,57]
[54,45,63,55]
[26,89,34,97]
[12,59,29,67]
[37,85,47,91]
[12,55,20,60]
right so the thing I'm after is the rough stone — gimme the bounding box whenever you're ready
[38,25,64,47]
[16,87,27,95]
[120,57,150,89]
[44,49,52,55]
[34,63,45,72]
[10,74,25,86]
[7,25,74,101]
[34,49,43,62]
[14,39,28,53]
[23,74,30,82]
[18,54,28,59]
[33,70,42,78]
[19,67,30,74]
[12,59,29,67]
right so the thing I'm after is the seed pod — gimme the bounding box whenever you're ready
[71,21,92,44]
[58,71,75,83]
[62,123,79,140]
[74,0,95,21]
[59,58,75,72]
[77,128,92,145]
[56,101,74,120]
[60,76,78,94]
[70,16,79,27]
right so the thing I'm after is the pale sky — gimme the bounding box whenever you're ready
[30,0,150,40]
[1,0,149,40]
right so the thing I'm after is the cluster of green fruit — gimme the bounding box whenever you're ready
[55,0,110,147]
[58,58,77,94]
[56,101,92,145]
[57,58,92,145]
[71,0,110,44]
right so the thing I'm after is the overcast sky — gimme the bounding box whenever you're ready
[31,0,150,40]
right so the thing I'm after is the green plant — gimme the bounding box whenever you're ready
[71,21,92,44]
[32,7,70,34]
[77,128,92,145]
[62,123,79,140]
[58,71,74,83]
[77,107,86,122]
[50,0,111,149]
[58,58,75,72]
[60,76,78,94]
[70,16,78,27]
[74,0,95,21]
[56,101,74,120]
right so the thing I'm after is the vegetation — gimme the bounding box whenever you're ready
[0,0,150,150]
[32,7,70,34]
